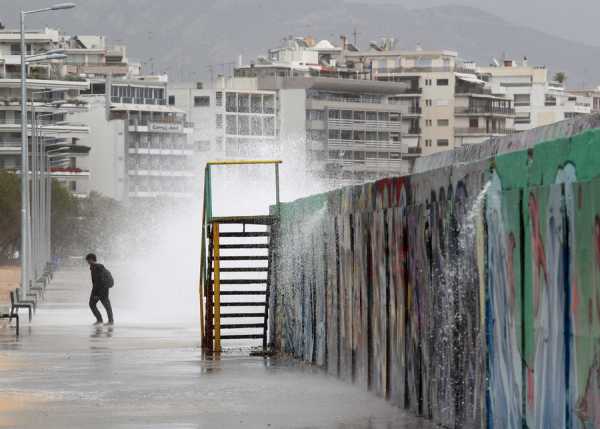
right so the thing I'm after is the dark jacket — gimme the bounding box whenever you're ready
[90,263,109,296]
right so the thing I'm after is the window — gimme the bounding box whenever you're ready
[390,152,402,160]
[251,94,262,113]
[425,99,432,107]
[329,129,340,139]
[328,109,340,120]
[168,95,175,106]
[263,95,275,114]
[307,110,324,120]
[251,116,262,135]
[238,116,250,135]
[194,96,210,107]
[216,114,223,129]
[366,111,377,121]
[263,117,275,136]
[366,151,377,159]
[226,93,237,112]
[353,130,365,141]
[341,130,352,140]
[353,151,365,161]
[514,94,530,107]
[216,92,223,107]
[424,79,432,86]
[390,112,401,122]
[436,79,449,86]
[378,152,389,159]
[341,110,352,120]
[437,139,449,147]
[437,119,449,126]
[469,118,479,128]
[425,119,432,126]
[377,112,389,122]
[378,131,389,141]
[366,131,377,141]
[225,115,236,134]
[515,113,531,124]
[353,111,365,121]
[545,95,557,107]
[238,94,250,113]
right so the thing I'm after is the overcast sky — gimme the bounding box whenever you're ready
[4,0,599,47]
[374,0,600,47]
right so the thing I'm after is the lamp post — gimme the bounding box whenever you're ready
[20,3,75,293]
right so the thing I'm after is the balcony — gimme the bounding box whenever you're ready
[455,127,516,136]
[327,119,403,131]
[49,167,90,179]
[327,139,403,150]
[403,146,423,158]
[406,127,422,135]
[111,96,166,106]
[374,66,474,74]
[455,106,515,116]
[128,118,191,127]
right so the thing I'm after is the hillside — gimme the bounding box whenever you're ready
[3,0,599,87]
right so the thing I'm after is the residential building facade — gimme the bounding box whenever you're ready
[478,59,592,131]
[343,48,516,155]
[74,77,195,201]
[0,28,91,194]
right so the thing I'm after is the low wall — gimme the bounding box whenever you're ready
[269,115,600,428]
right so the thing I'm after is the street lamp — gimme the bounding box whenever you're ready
[20,3,76,294]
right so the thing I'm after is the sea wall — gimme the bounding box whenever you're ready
[269,115,600,428]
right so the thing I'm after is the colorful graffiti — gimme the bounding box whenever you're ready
[269,117,600,428]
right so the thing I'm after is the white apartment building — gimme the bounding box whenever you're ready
[571,87,600,113]
[344,48,516,155]
[63,35,139,79]
[478,59,592,131]
[73,77,195,201]
[172,71,414,185]
[0,28,91,194]
[170,37,420,185]
[169,79,278,160]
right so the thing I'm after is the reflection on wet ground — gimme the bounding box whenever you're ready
[0,270,437,429]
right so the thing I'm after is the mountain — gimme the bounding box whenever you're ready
[3,0,599,87]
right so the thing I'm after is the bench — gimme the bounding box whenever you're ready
[16,287,38,309]
[0,304,19,336]
[30,279,46,300]
[10,290,33,322]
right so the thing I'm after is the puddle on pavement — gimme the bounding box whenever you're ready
[0,390,61,428]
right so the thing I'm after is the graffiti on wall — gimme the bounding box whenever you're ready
[270,121,600,428]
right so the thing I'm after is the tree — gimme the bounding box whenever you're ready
[554,72,567,85]
[0,171,20,263]
[51,180,77,257]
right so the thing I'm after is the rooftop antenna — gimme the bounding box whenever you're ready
[352,26,360,47]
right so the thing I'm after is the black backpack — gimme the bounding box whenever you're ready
[101,266,114,288]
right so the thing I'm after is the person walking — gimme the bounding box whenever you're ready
[85,253,114,326]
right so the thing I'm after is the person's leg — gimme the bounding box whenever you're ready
[89,294,103,323]
[99,294,114,324]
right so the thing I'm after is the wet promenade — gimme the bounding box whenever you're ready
[0,270,436,429]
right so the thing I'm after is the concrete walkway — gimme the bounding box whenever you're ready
[0,269,437,429]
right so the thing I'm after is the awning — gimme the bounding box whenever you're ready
[455,72,486,85]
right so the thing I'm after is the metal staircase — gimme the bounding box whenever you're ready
[199,161,281,353]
